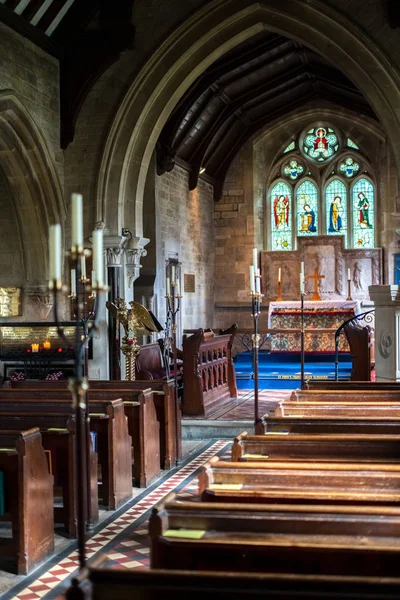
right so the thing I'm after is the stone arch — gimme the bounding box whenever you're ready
[97,0,400,238]
[0,90,65,285]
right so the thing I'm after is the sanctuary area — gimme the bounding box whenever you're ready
[2,1,400,599]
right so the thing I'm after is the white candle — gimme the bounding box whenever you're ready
[347,268,351,281]
[249,265,255,293]
[171,264,176,284]
[255,268,261,294]
[300,261,304,275]
[81,255,86,278]
[252,248,258,270]
[300,272,304,294]
[166,277,171,296]
[49,224,62,281]
[278,267,281,283]
[176,279,180,297]
[92,229,104,286]
[71,269,76,295]
[71,193,83,248]
[91,270,96,287]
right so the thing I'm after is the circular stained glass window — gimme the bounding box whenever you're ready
[302,126,339,163]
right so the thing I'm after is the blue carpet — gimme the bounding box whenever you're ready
[234,351,352,390]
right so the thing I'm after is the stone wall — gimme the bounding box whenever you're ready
[153,165,215,333]
[0,168,24,287]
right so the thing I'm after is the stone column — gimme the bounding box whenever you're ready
[124,236,149,290]
[104,235,126,380]
[369,285,400,381]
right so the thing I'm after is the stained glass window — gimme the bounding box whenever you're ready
[303,126,339,162]
[270,181,292,250]
[352,178,375,248]
[326,179,347,245]
[283,141,295,153]
[347,138,359,150]
[339,156,360,178]
[296,180,318,236]
[283,160,304,180]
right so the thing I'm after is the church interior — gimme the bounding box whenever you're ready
[2,0,400,598]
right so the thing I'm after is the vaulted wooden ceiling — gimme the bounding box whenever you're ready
[156,31,378,201]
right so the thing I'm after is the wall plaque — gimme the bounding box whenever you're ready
[184,274,195,293]
[0,287,21,317]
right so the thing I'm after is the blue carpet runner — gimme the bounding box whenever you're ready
[234,351,352,390]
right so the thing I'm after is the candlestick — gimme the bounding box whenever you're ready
[71,193,83,249]
[171,264,176,284]
[71,269,77,296]
[278,267,281,283]
[49,224,62,283]
[276,280,282,302]
[92,229,104,286]
[250,265,255,293]
[346,278,353,301]
[166,277,171,296]
[81,255,87,279]
[252,248,258,270]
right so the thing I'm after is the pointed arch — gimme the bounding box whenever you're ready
[296,179,318,237]
[0,91,65,285]
[270,180,292,250]
[325,178,348,245]
[352,177,375,248]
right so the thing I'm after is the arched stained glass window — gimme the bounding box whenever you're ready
[352,178,375,248]
[326,179,347,244]
[270,181,292,250]
[296,180,318,236]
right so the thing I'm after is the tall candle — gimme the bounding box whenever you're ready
[166,277,171,296]
[81,255,86,278]
[176,279,180,297]
[71,193,83,248]
[249,265,255,293]
[278,267,281,283]
[91,270,96,291]
[300,272,304,294]
[347,268,351,281]
[300,261,304,275]
[71,269,76,295]
[255,268,261,294]
[92,229,104,286]
[49,224,62,281]
[252,248,258,270]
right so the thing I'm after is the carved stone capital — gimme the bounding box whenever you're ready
[102,234,128,268]
[125,236,150,287]
[25,287,53,321]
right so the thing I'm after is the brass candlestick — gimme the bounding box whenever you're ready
[346,279,353,301]
[276,280,282,301]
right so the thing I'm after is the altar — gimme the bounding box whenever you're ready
[268,300,361,352]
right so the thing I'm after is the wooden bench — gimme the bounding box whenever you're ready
[0,428,54,574]
[305,380,400,391]
[0,411,98,536]
[7,382,168,478]
[182,326,237,417]
[85,555,400,600]
[199,456,400,505]
[275,402,400,418]
[232,431,400,463]
[290,389,400,402]
[262,415,400,435]
[148,492,400,577]
[0,392,133,509]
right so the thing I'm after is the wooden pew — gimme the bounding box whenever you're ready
[181,326,237,417]
[0,392,133,509]
[148,493,400,577]
[0,428,54,574]
[7,383,166,478]
[199,456,400,505]
[232,431,400,463]
[262,415,400,435]
[305,380,400,391]
[0,412,98,536]
[86,555,400,600]
[275,402,400,418]
[290,389,400,402]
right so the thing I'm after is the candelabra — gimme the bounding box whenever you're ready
[165,260,182,465]
[249,249,263,433]
[49,194,106,598]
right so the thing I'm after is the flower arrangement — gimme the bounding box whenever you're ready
[45,371,64,381]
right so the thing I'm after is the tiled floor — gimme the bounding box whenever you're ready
[1,440,229,600]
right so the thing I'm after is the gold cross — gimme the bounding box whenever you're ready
[307,268,325,301]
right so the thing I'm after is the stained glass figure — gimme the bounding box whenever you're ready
[296,180,318,236]
[352,178,375,248]
[283,141,295,153]
[270,181,292,250]
[283,160,304,180]
[303,126,339,162]
[339,156,360,178]
[347,138,359,150]
[326,179,347,245]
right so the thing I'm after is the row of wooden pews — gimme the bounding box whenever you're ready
[0,377,181,574]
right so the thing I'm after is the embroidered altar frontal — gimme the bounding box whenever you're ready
[268,300,360,352]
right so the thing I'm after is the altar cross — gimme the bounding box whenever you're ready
[308,268,325,301]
